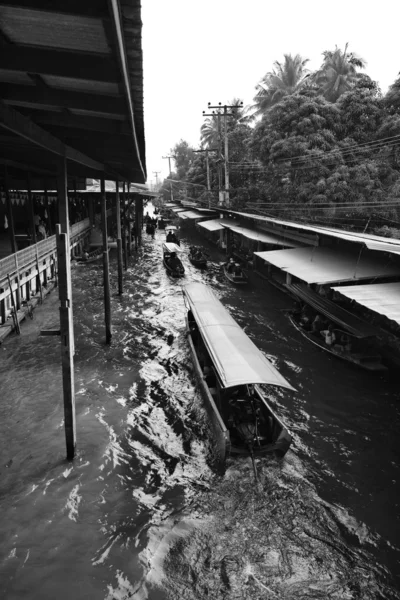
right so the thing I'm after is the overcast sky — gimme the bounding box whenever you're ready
[141,0,399,187]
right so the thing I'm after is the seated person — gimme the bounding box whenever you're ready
[167,252,181,270]
[233,263,242,276]
[335,332,352,353]
[227,258,235,273]
[320,324,336,346]
[311,314,324,334]
[166,231,174,242]
[300,305,312,327]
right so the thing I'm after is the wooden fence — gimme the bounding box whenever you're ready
[0,219,91,325]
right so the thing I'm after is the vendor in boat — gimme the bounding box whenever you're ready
[335,332,352,353]
[311,314,325,334]
[233,263,242,276]
[167,251,181,270]
[226,258,235,273]
[320,324,336,346]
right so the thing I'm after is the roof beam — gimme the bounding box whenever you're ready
[106,0,146,181]
[0,100,104,171]
[25,110,129,135]
[0,84,125,114]
[0,46,117,83]
[0,0,109,18]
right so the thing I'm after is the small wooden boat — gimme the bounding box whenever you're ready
[74,248,103,264]
[188,246,207,268]
[286,283,387,372]
[146,222,155,236]
[163,242,185,278]
[223,263,248,286]
[183,283,295,462]
[289,311,387,372]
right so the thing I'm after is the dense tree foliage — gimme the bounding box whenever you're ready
[161,48,400,230]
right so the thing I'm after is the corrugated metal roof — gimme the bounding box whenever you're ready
[254,246,400,285]
[43,76,120,96]
[222,223,299,247]
[0,7,111,53]
[332,282,400,326]
[177,210,205,220]
[231,211,400,257]
[184,283,295,390]
[197,218,239,232]
[0,68,33,85]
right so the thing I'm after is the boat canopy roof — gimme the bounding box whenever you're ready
[287,283,380,338]
[163,242,182,253]
[183,283,295,390]
[165,225,178,231]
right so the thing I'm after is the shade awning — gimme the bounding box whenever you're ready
[254,247,400,285]
[287,283,380,338]
[332,282,400,327]
[177,210,206,220]
[183,283,295,391]
[222,223,299,247]
[197,218,237,232]
[162,242,182,253]
[171,207,186,213]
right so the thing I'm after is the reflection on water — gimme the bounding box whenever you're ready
[0,221,399,599]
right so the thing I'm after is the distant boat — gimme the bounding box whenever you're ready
[163,242,185,278]
[183,283,295,463]
[287,283,387,373]
[188,246,207,268]
[223,263,249,286]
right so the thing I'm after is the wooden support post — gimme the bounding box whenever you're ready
[7,273,20,335]
[14,252,21,309]
[27,172,37,245]
[122,182,128,269]
[35,246,44,303]
[115,180,123,294]
[137,196,143,246]
[101,178,112,344]
[44,184,53,236]
[56,224,76,460]
[4,168,17,254]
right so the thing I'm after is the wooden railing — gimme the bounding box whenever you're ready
[0,218,91,325]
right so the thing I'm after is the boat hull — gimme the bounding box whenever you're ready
[289,313,387,372]
[163,257,185,278]
[185,315,292,461]
[223,265,248,286]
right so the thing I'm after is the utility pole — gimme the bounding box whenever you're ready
[193,148,217,207]
[152,171,160,190]
[162,155,175,204]
[203,102,243,207]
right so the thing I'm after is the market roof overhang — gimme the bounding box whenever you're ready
[226,211,400,258]
[332,282,400,327]
[254,246,400,285]
[221,223,300,247]
[0,0,146,185]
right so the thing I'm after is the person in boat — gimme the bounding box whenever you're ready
[233,263,242,276]
[166,230,174,243]
[226,258,235,273]
[321,324,336,346]
[300,304,313,328]
[167,251,181,271]
[335,332,352,353]
[311,314,324,334]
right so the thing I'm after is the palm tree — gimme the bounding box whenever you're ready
[200,98,246,148]
[250,54,310,117]
[385,73,400,112]
[313,44,366,102]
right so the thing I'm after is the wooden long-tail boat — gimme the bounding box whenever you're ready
[183,283,295,462]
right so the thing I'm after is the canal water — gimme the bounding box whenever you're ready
[0,217,399,599]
